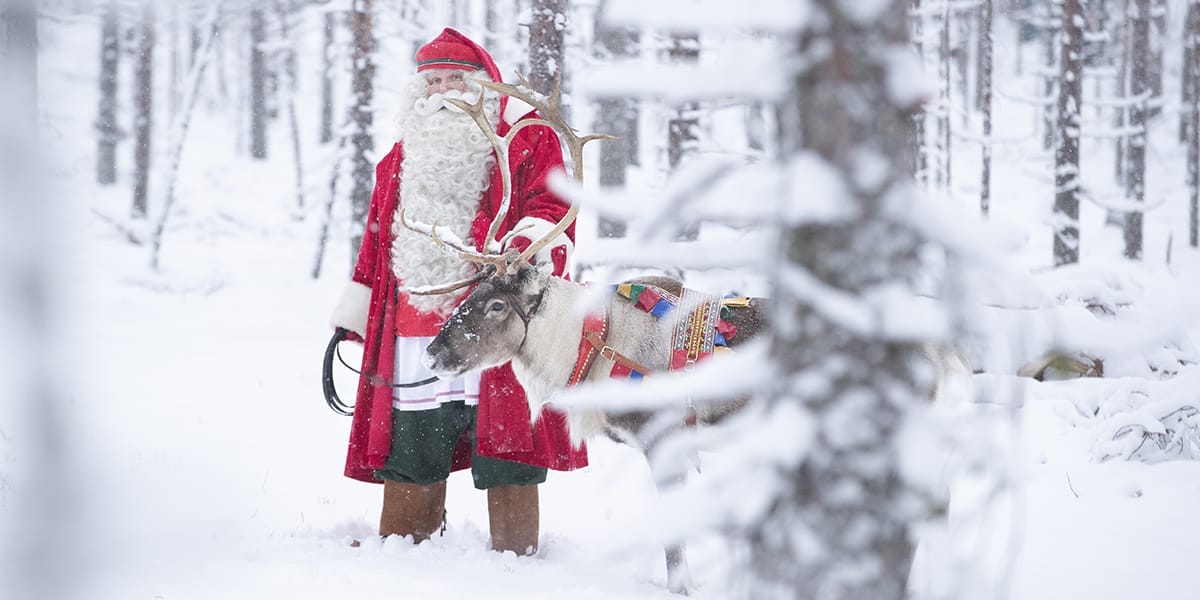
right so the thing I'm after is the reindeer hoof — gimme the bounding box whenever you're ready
[666,571,693,596]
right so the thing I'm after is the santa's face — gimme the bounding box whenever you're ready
[423,68,467,95]
[411,69,485,117]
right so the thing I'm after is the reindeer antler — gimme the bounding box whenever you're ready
[404,72,614,291]
[474,74,616,266]
[478,74,617,183]
[397,208,517,295]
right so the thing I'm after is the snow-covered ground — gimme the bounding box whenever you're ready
[5,5,1200,600]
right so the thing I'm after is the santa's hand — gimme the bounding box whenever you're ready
[505,235,569,278]
[329,281,370,341]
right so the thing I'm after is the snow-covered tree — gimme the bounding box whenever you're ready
[748,1,944,597]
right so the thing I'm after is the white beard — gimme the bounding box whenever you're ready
[391,76,500,315]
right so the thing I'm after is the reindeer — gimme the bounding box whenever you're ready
[398,76,768,594]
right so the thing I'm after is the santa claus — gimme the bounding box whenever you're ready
[328,27,586,555]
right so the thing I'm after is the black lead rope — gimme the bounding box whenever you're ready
[321,327,440,417]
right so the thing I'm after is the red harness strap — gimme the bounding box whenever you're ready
[565,307,696,427]
[567,312,608,387]
[568,309,655,386]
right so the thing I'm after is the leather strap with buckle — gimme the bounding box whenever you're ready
[584,330,652,378]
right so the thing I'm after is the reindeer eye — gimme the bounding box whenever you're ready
[486,299,507,314]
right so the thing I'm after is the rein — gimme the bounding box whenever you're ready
[334,341,441,389]
[321,327,440,417]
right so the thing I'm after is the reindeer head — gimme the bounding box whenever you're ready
[422,264,551,377]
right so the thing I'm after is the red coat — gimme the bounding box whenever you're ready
[334,107,588,483]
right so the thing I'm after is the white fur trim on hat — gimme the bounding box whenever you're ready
[507,216,574,265]
[502,97,535,127]
[330,281,372,338]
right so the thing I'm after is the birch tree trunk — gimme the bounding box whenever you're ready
[131,2,155,220]
[753,0,941,596]
[347,0,376,260]
[96,0,120,185]
[149,5,225,271]
[1054,0,1083,266]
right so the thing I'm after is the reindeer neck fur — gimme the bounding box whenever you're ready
[510,276,585,419]
[509,276,677,443]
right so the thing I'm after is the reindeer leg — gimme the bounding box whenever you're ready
[643,428,694,595]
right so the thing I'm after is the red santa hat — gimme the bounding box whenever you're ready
[413,28,525,129]
[416,28,501,83]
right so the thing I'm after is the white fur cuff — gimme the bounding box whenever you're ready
[510,216,574,265]
[330,281,372,337]
[503,97,535,126]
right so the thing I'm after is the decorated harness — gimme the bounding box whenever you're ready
[567,283,746,386]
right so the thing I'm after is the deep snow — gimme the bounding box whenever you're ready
[5,4,1200,600]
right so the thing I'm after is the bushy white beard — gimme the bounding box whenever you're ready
[392,76,500,315]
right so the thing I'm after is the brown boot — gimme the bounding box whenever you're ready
[379,480,447,543]
[487,484,539,556]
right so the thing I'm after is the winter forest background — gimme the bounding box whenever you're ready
[2,0,1200,598]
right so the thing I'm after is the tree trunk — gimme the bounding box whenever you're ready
[527,0,566,96]
[131,2,155,220]
[912,0,928,187]
[1054,0,1083,267]
[273,0,305,216]
[320,10,336,145]
[0,3,74,598]
[149,5,224,271]
[1040,4,1057,152]
[1114,0,1129,189]
[1126,0,1150,260]
[1148,0,1165,118]
[594,13,639,239]
[249,3,268,160]
[755,1,940,596]
[667,32,700,241]
[1183,0,1197,144]
[348,0,376,261]
[1187,0,1199,247]
[168,2,180,121]
[938,1,952,186]
[980,0,994,216]
[485,0,504,58]
[955,6,971,125]
[96,0,120,185]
